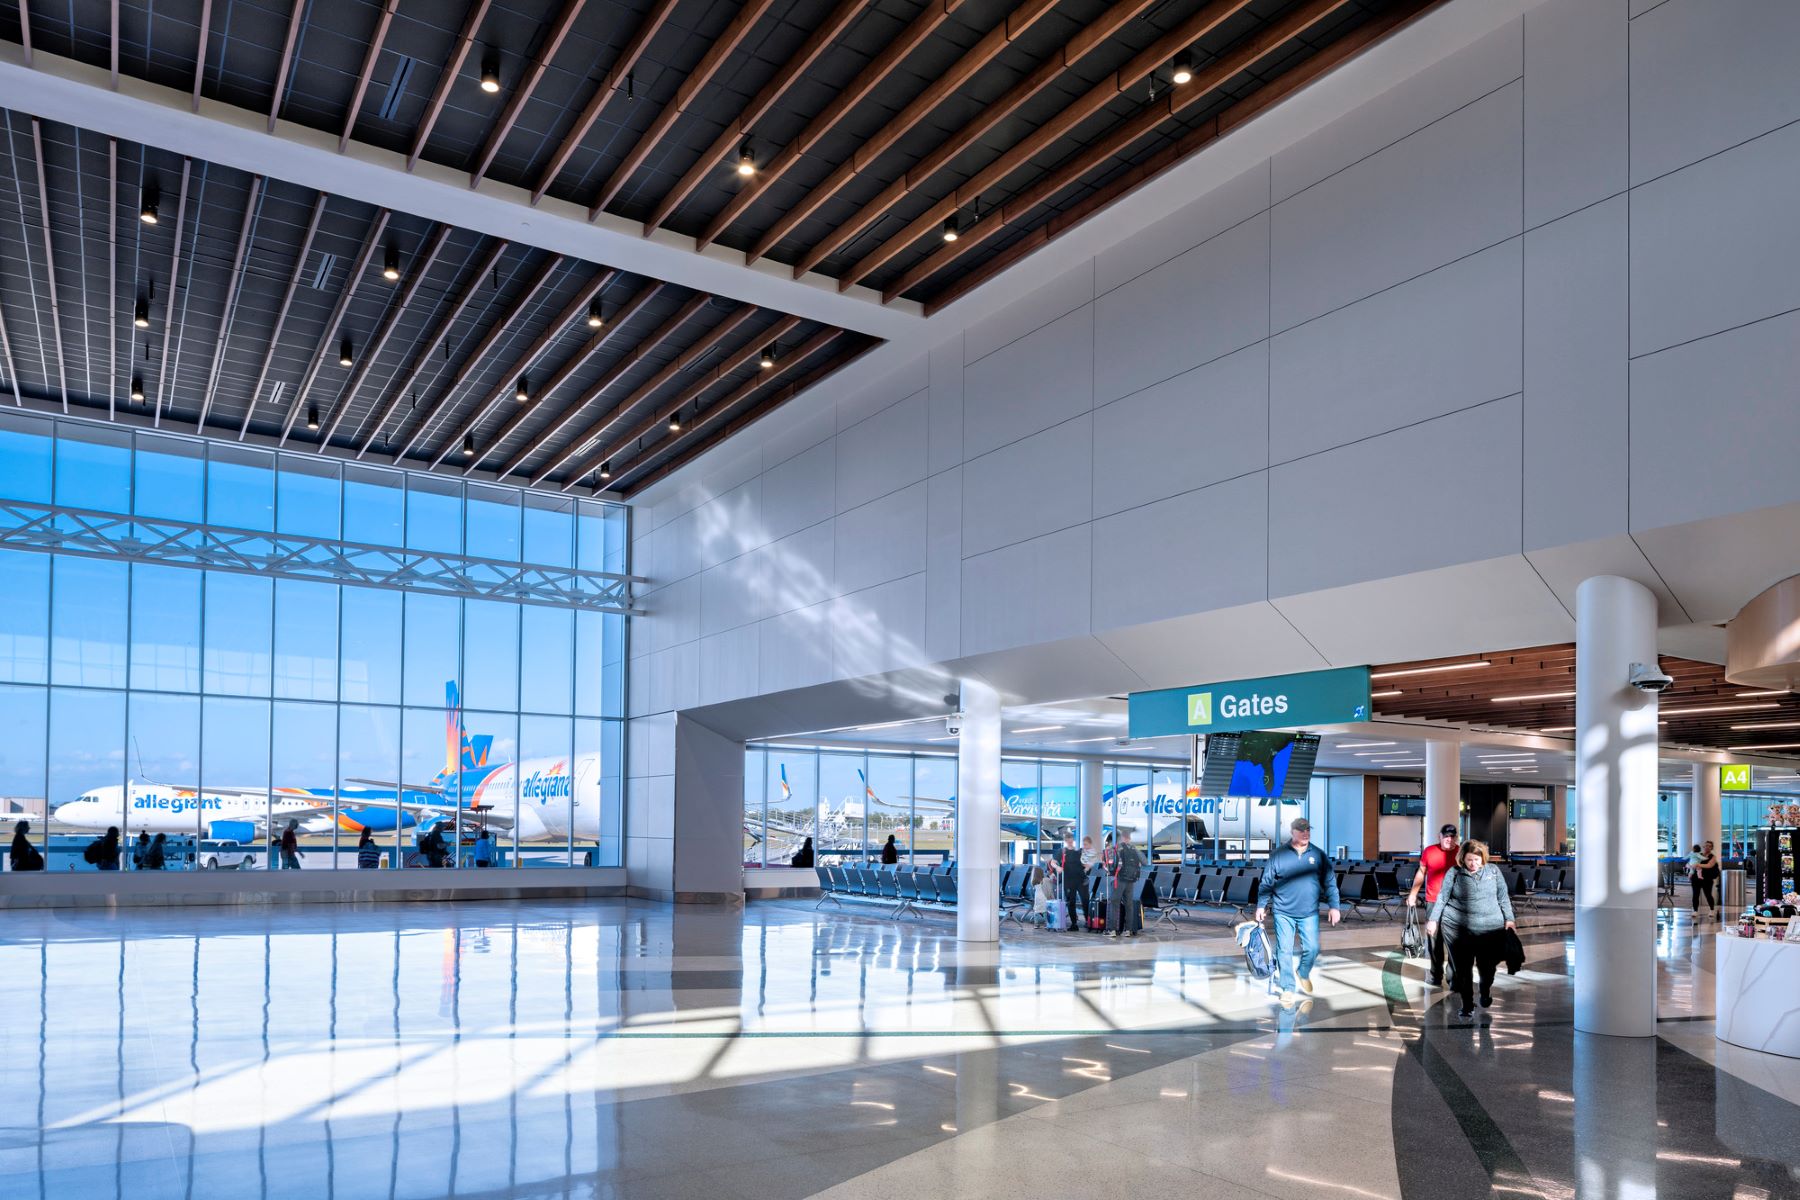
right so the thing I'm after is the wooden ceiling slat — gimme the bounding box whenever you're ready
[27,119,69,413]
[195,175,264,432]
[695,0,970,250]
[563,314,804,485]
[530,0,682,206]
[277,209,392,443]
[409,0,493,171]
[789,0,1166,280]
[316,224,456,447]
[390,252,567,460]
[529,303,761,486]
[637,0,864,233]
[581,0,781,216]
[839,0,1267,292]
[747,0,1061,266]
[354,238,511,458]
[238,193,328,440]
[489,283,679,480]
[609,333,868,495]
[340,0,401,153]
[469,0,588,186]
[191,0,212,112]
[429,267,617,469]
[267,0,305,133]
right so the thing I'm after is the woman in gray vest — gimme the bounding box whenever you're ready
[1426,839,1516,1019]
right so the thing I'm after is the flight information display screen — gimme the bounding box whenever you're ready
[1199,732,1321,800]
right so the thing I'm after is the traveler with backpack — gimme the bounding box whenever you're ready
[9,820,44,871]
[132,831,150,871]
[1253,818,1341,1004]
[141,833,167,871]
[1426,839,1515,1019]
[85,827,122,871]
[278,820,303,871]
[1406,824,1461,987]
[1106,835,1145,938]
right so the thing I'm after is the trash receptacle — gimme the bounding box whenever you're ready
[1723,868,1746,912]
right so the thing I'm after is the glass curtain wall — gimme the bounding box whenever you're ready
[0,410,627,872]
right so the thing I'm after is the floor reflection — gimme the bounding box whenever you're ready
[0,903,1794,1199]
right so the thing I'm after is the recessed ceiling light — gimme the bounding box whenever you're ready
[1370,661,1491,680]
[1011,725,1063,734]
[1662,703,1779,716]
[1730,720,1800,731]
[1492,690,1576,703]
[1539,726,1575,733]
[1737,690,1790,698]
[1335,741,1396,749]
[1728,742,1800,751]
[1371,689,1403,698]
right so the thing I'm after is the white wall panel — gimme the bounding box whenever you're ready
[1274,19,1521,203]
[1091,473,1268,631]
[698,624,760,706]
[700,550,770,636]
[960,524,1091,657]
[836,389,927,512]
[837,353,927,432]
[960,416,1093,558]
[1524,196,1628,549]
[757,437,835,542]
[1524,0,1626,226]
[1629,308,1800,531]
[1271,81,1522,331]
[964,259,1094,364]
[1095,162,1269,295]
[928,339,964,474]
[757,389,836,474]
[1091,343,1267,517]
[1093,212,1269,405]
[832,574,928,680]
[1629,0,1800,185]
[1629,121,1800,357]
[758,603,835,694]
[1268,396,1522,597]
[961,305,1094,460]
[925,468,962,663]
[1271,239,1521,463]
[689,477,763,574]
[834,482,927,595]
[757,520,836,617]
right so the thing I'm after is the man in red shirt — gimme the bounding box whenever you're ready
[1407,824,1459,987]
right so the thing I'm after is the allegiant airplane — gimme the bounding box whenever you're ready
[52,684,603,844]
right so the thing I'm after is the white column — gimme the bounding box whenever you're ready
[956,678,1001,944]
[1691,763,1721,852]
[1574,575,1661,1037]
[1424,739,1460,848]
[1078,759,1103,850]
[1671,785,1691,857]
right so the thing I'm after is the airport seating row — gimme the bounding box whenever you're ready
[815,864,960,917]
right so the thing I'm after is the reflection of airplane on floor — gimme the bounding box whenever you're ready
[53,684,602,843]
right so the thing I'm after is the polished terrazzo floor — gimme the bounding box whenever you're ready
[0,897,1795,1199]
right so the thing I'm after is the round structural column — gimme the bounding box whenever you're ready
[1079,758,1104,850]
[1574,575,1661,1037]
[1691,762,1721,853]
[1424,739,1461,845]
[1671,786,1692,858]
[956,678,1001,944]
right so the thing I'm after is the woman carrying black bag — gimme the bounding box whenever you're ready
[1426,840,1515,1019]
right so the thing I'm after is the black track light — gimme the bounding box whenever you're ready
[737,143,755,178]
[586,302,604,329]
[942,216,959,243]
[462,433,476,458]
[306,404,319,431]
[338,338,353,367]
[134,298,150,329]
[515,375,530,403]
[668,410,682,434]
[129,375,144,402]
[479,54,501,94]
[382,249,400,282]
[1172,55,1194,85]
[599,461,612,481]
[759,345,775,370]
[140,185,159,226]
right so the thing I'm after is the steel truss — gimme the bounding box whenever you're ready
[0,499,642,613]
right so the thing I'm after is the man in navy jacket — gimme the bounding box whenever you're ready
[1253,817,1341,1003]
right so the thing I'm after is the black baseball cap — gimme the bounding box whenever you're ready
[1440,824,1458,837]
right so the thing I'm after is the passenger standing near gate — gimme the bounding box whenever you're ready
[1426,839,1515,1019]
[1058,831,1089,931]
[1108,836,1145,938]
[1253,818,1341,1004]
[880,834,899,865]
[279,820,303,871]
[1406,824,1461,987]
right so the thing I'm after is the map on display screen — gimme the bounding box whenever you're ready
[1199,732,1321,801]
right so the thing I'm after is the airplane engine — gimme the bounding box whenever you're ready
[207,820,257,844]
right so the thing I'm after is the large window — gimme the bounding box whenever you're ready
[0,412,628,873]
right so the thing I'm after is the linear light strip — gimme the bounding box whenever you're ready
[1369,661,1490,680]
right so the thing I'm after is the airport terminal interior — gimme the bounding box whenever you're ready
[3,0,1800,1196]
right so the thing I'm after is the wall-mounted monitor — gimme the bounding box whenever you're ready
[1199,731,1322,800]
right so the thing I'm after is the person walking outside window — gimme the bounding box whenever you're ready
[1058,832,1090,931]
[1253,818,1341,1004]
[279,820,303,871]
[1426,839,1516,1019]
[1406,824,1460,987]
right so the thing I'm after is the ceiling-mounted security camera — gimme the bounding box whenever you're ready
[946,712,964,737]
[1629,662,1675,693]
